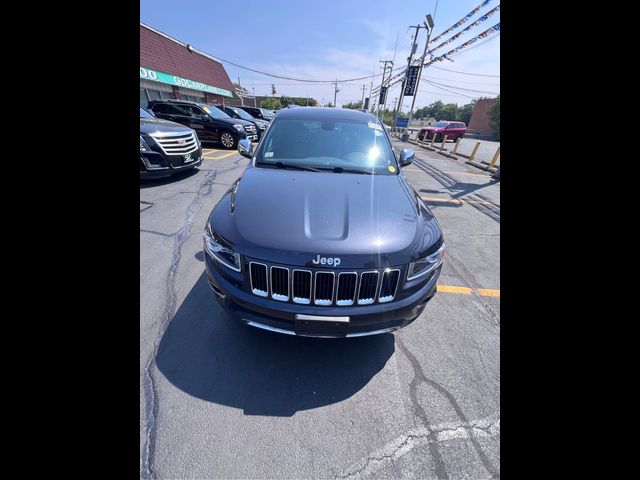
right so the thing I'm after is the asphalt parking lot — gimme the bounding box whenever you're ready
[140,139,500,479]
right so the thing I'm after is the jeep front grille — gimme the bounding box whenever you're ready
[150,131,199,156]
[247,263,401,306]
[244,125,257,133]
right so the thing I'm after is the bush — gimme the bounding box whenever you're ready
[260,98,282,110]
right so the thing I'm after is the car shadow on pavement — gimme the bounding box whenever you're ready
[140,168,200,188]
[155,273,395,417]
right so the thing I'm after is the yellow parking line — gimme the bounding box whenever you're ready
[207,151,237,160]
[437,285,500,297]
[203,149,225,156]
[477,289,500,297]
[437,285,473,295]
[421,196,497,206]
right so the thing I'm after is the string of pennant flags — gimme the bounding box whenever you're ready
[427,5,500,56]
[429,0,493,44]
[370,21,500,97]
[423,23,500,68]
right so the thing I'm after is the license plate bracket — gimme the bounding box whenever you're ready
[294,314,349,337]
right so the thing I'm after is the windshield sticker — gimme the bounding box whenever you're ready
[203,106,210,113]
[265,152,274,158]
[368,121,383,131]
[388,165,396,173]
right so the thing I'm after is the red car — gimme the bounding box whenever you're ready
[418,121,467,142]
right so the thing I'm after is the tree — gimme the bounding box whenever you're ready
[487,95,500,140]
[260,98,282,110]
[343,101,364,109]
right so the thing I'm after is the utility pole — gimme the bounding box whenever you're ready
[333,79,339,108]
[393,24,426,131]
[408,14,435,128]
[360,84,366,106]
[376,60,393,116]
[253,87,256,107]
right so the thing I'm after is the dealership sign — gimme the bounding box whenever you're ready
[403,65,420,96]
[140,67,233,98]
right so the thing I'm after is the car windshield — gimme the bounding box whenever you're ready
[432,122,449,128]
[203,105,230,119]
[231,107,256,121]
[260,108,272,120]
[140,106,154,118]
[255,117,397,175]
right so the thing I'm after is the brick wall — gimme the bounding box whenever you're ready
[468,98,496,135]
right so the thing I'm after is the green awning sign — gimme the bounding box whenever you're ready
[140,67,233,98]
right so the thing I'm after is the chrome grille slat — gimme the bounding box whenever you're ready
[379,269,401,303]
[357,271,379,305]
[292,270,312,304]
[270,266,289,301]
[249,262,268,297]
[314,272,335,306]
[336,272,358,306]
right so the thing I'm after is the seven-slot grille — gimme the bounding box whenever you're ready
[248,262,401,306]
[151,131,199,156]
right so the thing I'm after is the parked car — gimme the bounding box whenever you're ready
[216,104,269,140]
[204,107,445,338]
[418,121,467,142]
[237,106,273,122]
[148,99,258,149]
[140,106,203,179]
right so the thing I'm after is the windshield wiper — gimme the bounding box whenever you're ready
[323,166,376,175]
[256,161,322,172]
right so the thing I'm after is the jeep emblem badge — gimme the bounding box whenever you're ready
[312,254,341,267]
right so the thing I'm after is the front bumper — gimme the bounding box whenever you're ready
[204,254,440,338]
[140,148,204,179]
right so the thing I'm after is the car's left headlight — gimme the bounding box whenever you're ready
[407,243,445,281]
[140,135,152,152]
[257,122,267,130]
[203,221,241,272]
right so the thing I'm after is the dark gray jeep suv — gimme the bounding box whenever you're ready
[204,107,444,337]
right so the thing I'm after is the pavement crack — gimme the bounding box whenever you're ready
[334,418,500,480]
[397,336,500,479]
[141,169,217,480]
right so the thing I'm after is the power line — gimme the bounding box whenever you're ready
[424,79,498,95]
[422,80,480,99]
[431,65,499,77]
[216,55,397,83]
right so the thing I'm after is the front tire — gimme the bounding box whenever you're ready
[220,131,237,149]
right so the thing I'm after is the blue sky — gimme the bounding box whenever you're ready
[140,0,499,109]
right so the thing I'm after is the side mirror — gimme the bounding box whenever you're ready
[398,148,415,167]
[238,139,253,158]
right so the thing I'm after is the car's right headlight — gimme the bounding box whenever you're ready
[232,124,245,132]
[203,221,241,272]
[407,243,445,281]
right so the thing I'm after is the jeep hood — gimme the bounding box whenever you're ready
[210,165,442,268]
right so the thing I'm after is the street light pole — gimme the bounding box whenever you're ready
[407,14,434,128]
[393,25,424,131]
